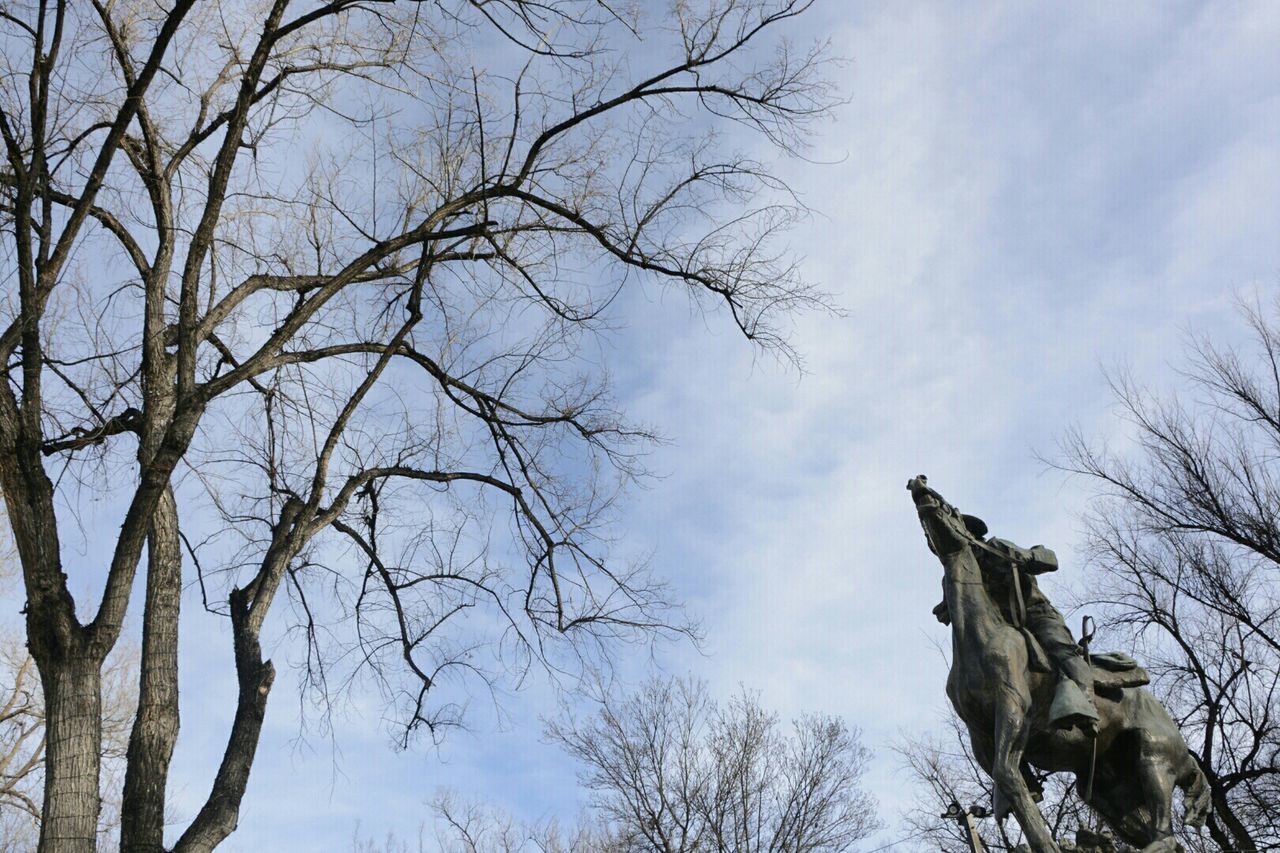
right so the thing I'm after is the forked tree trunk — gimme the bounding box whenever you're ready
[38,651,103,853]
[121,312,181,852]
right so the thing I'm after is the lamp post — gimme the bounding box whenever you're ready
[942,801,990,853]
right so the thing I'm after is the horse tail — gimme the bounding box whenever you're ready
[1180,752,1212,829]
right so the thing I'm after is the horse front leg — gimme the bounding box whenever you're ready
[965,722,1010,822]
[992,694,1060,853]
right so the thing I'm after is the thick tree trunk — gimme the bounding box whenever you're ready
[38,652,103,853]
[2,414,104,853]
[120,485,181,852]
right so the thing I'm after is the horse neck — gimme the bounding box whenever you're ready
[944,546,1005,656]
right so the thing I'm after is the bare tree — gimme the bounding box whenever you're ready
[0,0,835,849]
[351,793,621,853]
[545,676,880,853]
[0,638,44,850]
[429,792,620,853]
[1059,296,1280,853]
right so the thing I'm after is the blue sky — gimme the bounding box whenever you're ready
[129,1,1280,849]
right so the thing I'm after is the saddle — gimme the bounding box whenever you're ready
[1022,630,1149,699]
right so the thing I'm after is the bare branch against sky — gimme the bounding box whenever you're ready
[0,1,835,849]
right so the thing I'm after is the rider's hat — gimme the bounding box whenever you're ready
[961,513,988,540]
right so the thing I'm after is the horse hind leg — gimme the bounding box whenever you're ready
[1078,731,1170,851]
[1178,753,1211,829]
[1079,773,1146,850]
[1134,733,1184,853]
[992,697,1060,853]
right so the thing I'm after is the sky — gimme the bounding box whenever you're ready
[57,1,1280,850]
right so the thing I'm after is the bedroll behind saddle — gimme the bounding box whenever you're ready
[1090,651,1150,699]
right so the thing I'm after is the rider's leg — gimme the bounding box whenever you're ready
[1057,654,1098,704]
[1029,609,1099,731]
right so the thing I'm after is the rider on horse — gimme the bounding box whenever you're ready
[927,497,1100,734]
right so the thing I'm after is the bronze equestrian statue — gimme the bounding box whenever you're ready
[908,476,1211,853]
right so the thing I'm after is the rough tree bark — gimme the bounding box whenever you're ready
[120,488,180,853]
[37,654,101,853]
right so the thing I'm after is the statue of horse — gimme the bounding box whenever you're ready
[908,477,1211,853]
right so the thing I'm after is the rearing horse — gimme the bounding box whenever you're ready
[908,477,1210,853]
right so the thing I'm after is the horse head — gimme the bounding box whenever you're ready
[907,475,978,561]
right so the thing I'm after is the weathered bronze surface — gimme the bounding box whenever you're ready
[908,476,1211,853]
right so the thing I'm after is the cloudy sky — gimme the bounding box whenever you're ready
[148,2,1280,849]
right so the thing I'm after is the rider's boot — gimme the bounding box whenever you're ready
[1050,656,1099,735]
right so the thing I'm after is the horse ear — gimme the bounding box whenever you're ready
[961,514,989,539]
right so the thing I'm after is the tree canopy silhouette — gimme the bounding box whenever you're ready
[0,1,835,848]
